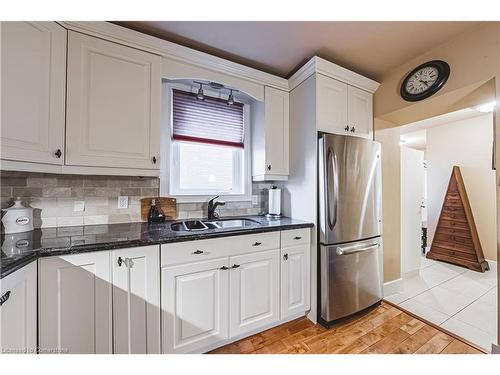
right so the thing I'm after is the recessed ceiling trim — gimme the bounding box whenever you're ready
[59,21,289,91]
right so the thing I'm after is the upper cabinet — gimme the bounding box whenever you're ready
[66,31,161,170]
[0,22,66,165]
[316,74,373,140]
[251,86,290,181]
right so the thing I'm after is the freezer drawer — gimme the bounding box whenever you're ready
[320,238,383,323]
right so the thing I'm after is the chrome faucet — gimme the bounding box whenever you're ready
[207,195,226,220]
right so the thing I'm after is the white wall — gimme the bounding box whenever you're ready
[427,112,497,261]
[401,146,425,275]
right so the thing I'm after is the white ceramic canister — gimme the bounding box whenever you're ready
[1,197,34,234]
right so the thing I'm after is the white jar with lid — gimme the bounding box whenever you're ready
[1,197,34,234]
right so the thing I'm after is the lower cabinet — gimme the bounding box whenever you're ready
[229,250,280,337]
[161,258,229,354]
[39,251,113,354]
[0,261,37,354]
[281,245,310,319]
[111,246,160,354]
[39,246,160,354]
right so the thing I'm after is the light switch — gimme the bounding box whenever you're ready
[118,196,128,209]
[73,201,85,212]
[251,195,259,205]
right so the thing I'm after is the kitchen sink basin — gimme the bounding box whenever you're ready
[171,218,260,232]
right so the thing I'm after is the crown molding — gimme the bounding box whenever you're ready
[58,21,289,92]
[289,56,380,93]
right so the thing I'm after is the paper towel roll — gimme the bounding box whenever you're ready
[268,187,281,215]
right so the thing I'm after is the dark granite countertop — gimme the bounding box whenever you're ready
[1,215,313,279]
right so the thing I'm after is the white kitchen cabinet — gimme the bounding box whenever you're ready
[252,86,290,181]
[0,22,66,165]
[39,251,113,354]
[0,261,37,354]
[316,74,348,135]
[316,74,373,140]
[281,245,310,319]
[347,85,373,140]
[162,258,229,354]
[66,31,161,170]
[229,249,280,337]
[111,246,160,354]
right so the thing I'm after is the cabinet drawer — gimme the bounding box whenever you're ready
[161,231,280,266]
[281,228,311,248]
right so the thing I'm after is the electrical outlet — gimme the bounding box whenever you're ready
[73,201,85,212]
[251,195,259,205]
[118,196,128,209]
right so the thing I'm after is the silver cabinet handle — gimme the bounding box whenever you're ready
[231,264,240,269]
[283,253,288,261]
[336,243,379,256]
[0,291,11,307]
[117,257,134,268]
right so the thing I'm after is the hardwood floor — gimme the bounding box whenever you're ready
[209,302,483,354]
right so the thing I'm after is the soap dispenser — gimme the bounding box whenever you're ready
[147,198,165,223]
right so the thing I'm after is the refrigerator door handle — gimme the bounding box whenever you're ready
[336,243,379,256]
[327,148,338,231]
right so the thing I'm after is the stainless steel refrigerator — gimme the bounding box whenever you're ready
[318,133,383,326]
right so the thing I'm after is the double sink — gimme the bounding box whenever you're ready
[171,218,260,232]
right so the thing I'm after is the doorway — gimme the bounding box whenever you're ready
[385,107,498,352]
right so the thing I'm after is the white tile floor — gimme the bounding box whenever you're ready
[385,256,498,352]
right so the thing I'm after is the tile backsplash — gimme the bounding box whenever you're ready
[1,171,269,228]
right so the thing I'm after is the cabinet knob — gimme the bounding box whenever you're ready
[0,291,11,306]
[350,126,356,133]
[193,250,204,254]
[283,253,288,261]
[117,257,134,268]
[344,125,350,132]
[54,149,62,158]
[231,264,240,269]
[117,256,124,267]
[267,164,272,171]
[152,156,157,164]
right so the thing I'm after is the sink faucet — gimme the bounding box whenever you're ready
[207,195,226,220]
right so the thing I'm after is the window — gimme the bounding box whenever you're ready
[168,88,249,199]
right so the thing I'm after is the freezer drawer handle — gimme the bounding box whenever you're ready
[0,291,11,306]
[336,243,379,256]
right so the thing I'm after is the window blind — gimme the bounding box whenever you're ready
[172,89,244,148]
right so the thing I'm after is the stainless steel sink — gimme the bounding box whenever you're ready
[171,218,260,232]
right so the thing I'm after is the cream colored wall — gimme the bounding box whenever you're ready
[426,113,497,261]
[375,120,401,282]
[375,23,500,124]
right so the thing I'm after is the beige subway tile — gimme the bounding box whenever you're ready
[43,187,71,198]
[40,217,58,228]
[27,176,58,187]
[57,216,84,227]
[84,215,109,225]
[1,177,27,187]
[12,187,43,197]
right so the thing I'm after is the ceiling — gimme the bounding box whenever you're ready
[116,21,482,80]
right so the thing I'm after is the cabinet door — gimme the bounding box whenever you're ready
[39,252,113,354]
[229,249,280,337]
[162,258,229,353]
[264,86,289,176]
[347,85,373,140]
[0,22,66,164]
[0,261,37,354]
[112,246,160,354]
[66,31,161,170]
[316,74,348,135]
[281,245,310,319]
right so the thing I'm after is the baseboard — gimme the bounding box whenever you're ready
[492,343,500,354]
[485,259,497,272]
[383,278,403,297]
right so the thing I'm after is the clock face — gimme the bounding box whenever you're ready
[400,60,450,102]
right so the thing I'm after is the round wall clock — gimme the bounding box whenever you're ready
[400,60,450,102]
